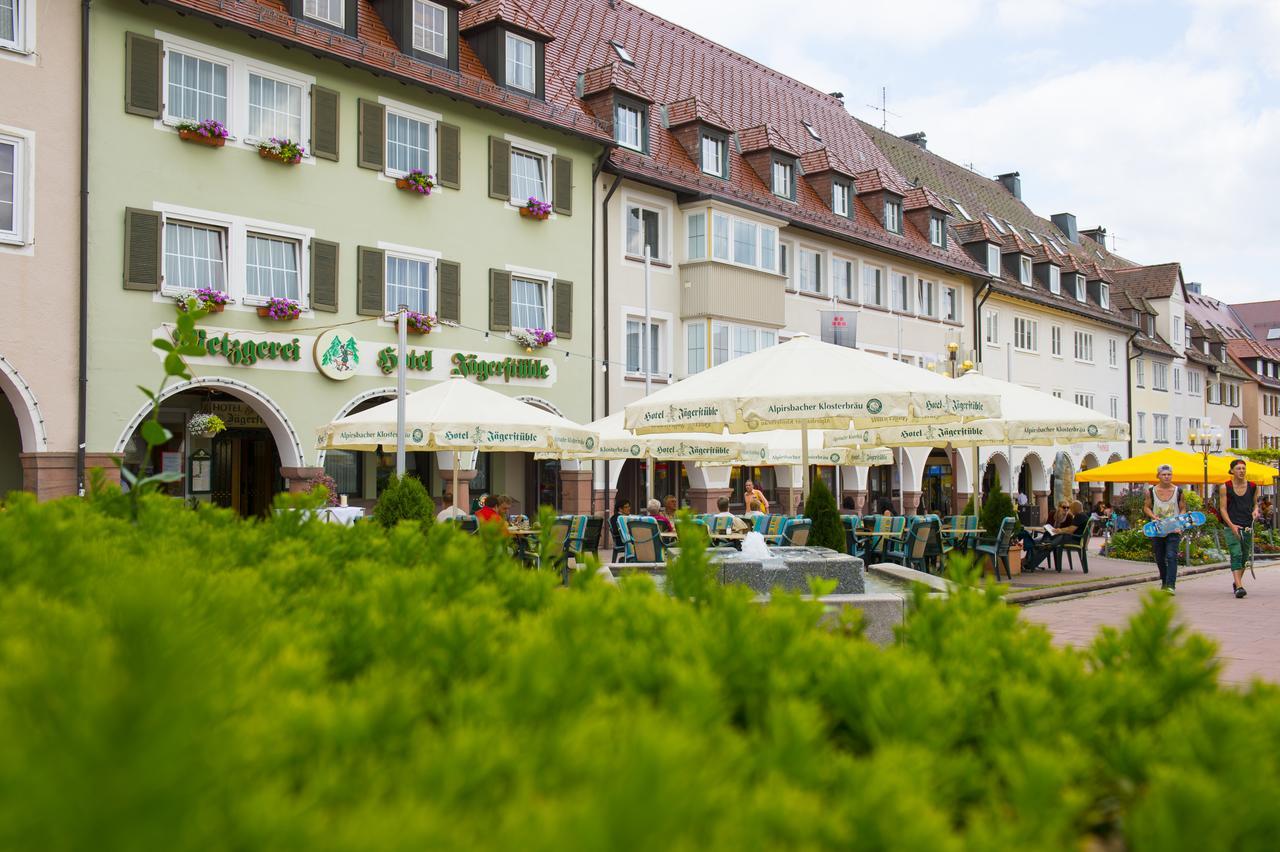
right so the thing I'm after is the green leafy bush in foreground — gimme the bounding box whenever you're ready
[1,493,1278,851]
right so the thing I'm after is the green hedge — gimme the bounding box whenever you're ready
[0,491,1278,850]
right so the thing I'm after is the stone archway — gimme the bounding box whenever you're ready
[0,355,48,498]
[1020,451,1050,523]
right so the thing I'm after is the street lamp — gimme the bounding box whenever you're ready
[1188,426,1224,498]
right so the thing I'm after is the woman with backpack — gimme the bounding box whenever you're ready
[1143,464,1186,593]
[1219,459,1259,599]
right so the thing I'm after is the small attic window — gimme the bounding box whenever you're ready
[610,41,634,64]
[949,198,971,219]
[1026,231,1042,245]
[802,121,821,141]
[985,214,1006,234]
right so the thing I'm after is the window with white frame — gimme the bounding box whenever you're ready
[1048,265,1061,294]
[1108,337,1118,367]
[163,220,226,292]
[686,211,706,260]
[248,73,303,141]
[1173,366,1182,393]
[1153,362,1168,391]
[1074,392,1094,410]
[1172,317,1182,346]
[412,0,448,58]
[772,160,793,199]
[918,278,937,317]
[706,321,776,367]
[1154,413,1169,442]
[884,199,902,233]
[700,135,725,177]
[986,243,1000,275]
[1099,282,1110,309]
[1019,256,1032,285]
[510,147,547,204]
[626,319,661,375]
[891,272,911,312]
[1208,381,1221,404]
[1137,412,1147,441]
[798,248,822,293]
[1073,330,1094,362]
[710,211,777,272]
[711,321,729,366]
[385,108,434,177]
[1,0,24,51]
[1074,274,1086,301]
[863,264,885,307]
[1230,427,1245,449]
[0,134,23,244]
[1176,416,1185,443]
[1109,396,1119,419]
[385,253,432,315]
[778,242,790,285]
[245,233,301,301]
[1189,370,1202,396]
[166,48,229,125]
[1136,358,1145,387]
[686,322,706,375]
[832,257,854,300]
[303,0,343,27]
[1014,317,1038,352]
[929,216,945,247]
[833,182,850,217]
[1052,389,1063,399]
[943,286,961,322]
[626,202,662,261]
[984,308,999,344]
[510,275,547,329]
[615,102,644,151]
[1050,325,1062,357]
[505,32,535,92]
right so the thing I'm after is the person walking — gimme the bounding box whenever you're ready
[1143,464,1186,593]
[1219,458,1259,599]
[744,480,769,514]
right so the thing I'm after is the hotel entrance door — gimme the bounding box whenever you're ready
[211,429,282,517]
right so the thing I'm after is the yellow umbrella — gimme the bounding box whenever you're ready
[1074,447,1275,486]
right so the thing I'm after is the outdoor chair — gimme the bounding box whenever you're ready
[710,514,734,535]
[779,518,811,546]
[974,517,1016,581]
[611,516,636,563]
[752,514,771,533]
[458,516,478,534]
[1056,528,1090,573]
[884,516,922,563]
[624,516,666,563]
[841,516,863,557]
[764,514,786,539]
[568,515,604,562]
[897,515,941,573]
[860,515,890,561]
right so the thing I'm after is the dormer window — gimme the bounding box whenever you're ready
[833,181,850,217]
[700,133,726,178]
[986,243,1000,275]
[803,121,821,141]
[1075,274,1086,302]
[610,40,634,64]
[1100,282,1110,309]
[772,159,794,200]
[505,32,536,92]
[615,100,646,151]
[304,0,343,27]
[929,215,946,248]
[1019,256,1032,285]
[1048,265,1061,294]
[884,199,902,234]
[412,0,449,58]
[986,214,1006,234]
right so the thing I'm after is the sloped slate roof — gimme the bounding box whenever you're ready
[1108,263,1184,301]
[582,62,652,101]
[460,0,554,40]
[664,96,730,132]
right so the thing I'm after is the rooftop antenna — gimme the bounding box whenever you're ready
[865,86,900,131]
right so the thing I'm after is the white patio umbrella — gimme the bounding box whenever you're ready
[540,411,766,464]
[316,375,599,506]
[623,334,1001,498]
[745,430,894,467]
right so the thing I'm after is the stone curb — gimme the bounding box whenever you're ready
[1009,557,1278,605]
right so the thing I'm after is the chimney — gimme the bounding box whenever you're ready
[1186,281,1203,295]
[996,171,1021,199]
[1051,212,1078,244]
[1081,226,1108,247]
[901,131,927,149]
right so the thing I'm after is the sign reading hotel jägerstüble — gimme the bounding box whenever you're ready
[157,325,556,387]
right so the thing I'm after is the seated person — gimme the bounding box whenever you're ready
[743,498,766,519]
[474,494,503,526]
[663,494,679,518]
[609,498,632,552]
[436,491,467,521]
[713,496,750,532]
[1020,500,1089,571]
[646,498,674,532]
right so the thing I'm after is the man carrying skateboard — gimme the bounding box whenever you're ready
[1143,464,1187,593]
[1219,458,1259,599]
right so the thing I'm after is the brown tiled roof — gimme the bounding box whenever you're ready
[1228,346,1280,389]
[954,220,1002,245]
[460,0,554,40]
[1230,298,1280,343]
[664,97,730,132]
[1107,263,1183,301]
[1186,291,1254,340]
[798,148,856,178]
[903,185,948,213]
[582,62,652,101]
[153,0,610,141]
[853,168,904,195]
[1132,335,1179,358]
[1230,412,1246,427]
[522,0,982,275]
[737,124,798,156]
[999,231,1035,255]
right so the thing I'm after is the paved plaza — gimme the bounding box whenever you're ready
[1023,561,1280,686]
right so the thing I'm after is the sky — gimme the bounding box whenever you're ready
[630,0,1279,304]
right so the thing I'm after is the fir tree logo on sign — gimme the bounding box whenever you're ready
[314,330,361,381]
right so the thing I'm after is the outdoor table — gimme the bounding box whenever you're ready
[318,506,365,525]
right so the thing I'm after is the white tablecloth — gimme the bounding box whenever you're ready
[319,506,365,525]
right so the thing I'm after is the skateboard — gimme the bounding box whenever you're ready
[1142,511,1206,538]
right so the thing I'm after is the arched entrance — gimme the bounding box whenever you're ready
[115,378,302,517]
[1077,452,1100,505]
[615,457,692,512]
[865,463,894,514]
[920,448,954,516]
[1049,451,1074,508]
[319,389,439,507]
[982,451,1012,498]
[0,355,47,498]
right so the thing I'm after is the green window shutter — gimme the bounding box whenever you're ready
[437,260,461,324]
[437,122,461,189]
[488,269,511,331]
[357,99,385,171]
[488,136,511,200]
[553,279,573,339]
[356,246,385,317]
[123,207,162,291]
[310,239,340,312]
[124,32,163,119]
[552,154,572,216]
[311,85,340,162]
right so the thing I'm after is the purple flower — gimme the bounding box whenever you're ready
[405,310,437,333]
[401,169,436,195]
[525,197,553,218]
[264,297,301,320]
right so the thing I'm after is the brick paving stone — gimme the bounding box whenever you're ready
[1023,563,1280,685]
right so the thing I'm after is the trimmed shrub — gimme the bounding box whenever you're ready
[373,474,435,529]
[980,471,1016,539]
[803,475,845,551]
[1,493,1278,850]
